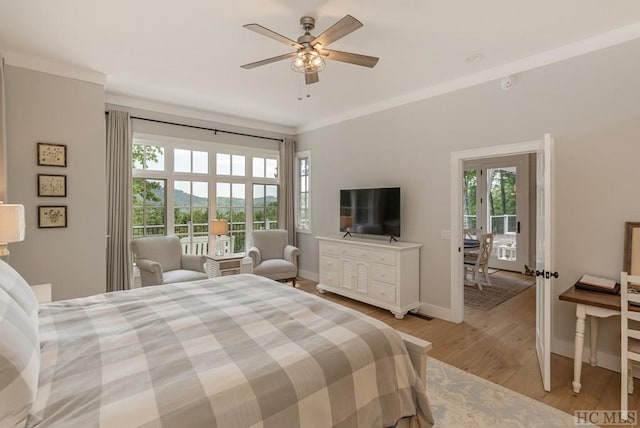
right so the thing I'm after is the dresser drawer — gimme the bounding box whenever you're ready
[370,250,396,266]
[320,271,339,287]
[370,282,396,304]
[341,246,370,260]
[371,264,396,285]
[320,243,340,257]
[320,256,340,272]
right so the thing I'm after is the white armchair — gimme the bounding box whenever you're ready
[131,236,208,287]
[248,229,300,286]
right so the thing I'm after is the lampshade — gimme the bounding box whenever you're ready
[0,204,25,259]
[0,204,25,244]
[210,219,229,236]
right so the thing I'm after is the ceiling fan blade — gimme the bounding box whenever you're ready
[241,52,297,69]
[319,49,379,68]
[305,71,319,85]
[243,23,304,49]
[311,15,363,48]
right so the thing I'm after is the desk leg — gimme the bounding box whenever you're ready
[590,317,599,366]
[572,304,586,394]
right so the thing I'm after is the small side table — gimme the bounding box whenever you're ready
[205,253,252,277]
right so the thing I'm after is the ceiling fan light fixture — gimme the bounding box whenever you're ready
[291,50,325,73]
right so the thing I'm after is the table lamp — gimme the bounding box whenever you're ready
[210,219,230,256]
[0,203,25,262]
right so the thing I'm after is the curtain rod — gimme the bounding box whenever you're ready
[106,113,284,142]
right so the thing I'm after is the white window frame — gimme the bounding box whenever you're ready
[295,150,311,234]
[132,133,280,253]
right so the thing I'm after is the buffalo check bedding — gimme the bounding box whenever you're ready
[26,274,433,427]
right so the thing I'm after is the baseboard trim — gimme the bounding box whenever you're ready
[418,302,455,323]
[552,337,624,374]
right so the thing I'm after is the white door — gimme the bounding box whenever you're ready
[535,134,553,392]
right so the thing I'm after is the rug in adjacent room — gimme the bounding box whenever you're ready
[464,270,535,310]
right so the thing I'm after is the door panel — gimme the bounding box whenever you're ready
[536,135,553,392]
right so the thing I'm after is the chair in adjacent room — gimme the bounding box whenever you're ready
[464,233,494,291]
[620,272,640,421]
[130,235,208,287]
[247,229,300,286]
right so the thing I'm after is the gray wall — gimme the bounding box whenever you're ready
[296,39,640,368]
[5,66,106,300]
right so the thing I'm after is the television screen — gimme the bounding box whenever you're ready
[340,187,400,237]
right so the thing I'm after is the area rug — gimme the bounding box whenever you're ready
[427,358,585,427]
[464,271,535,310]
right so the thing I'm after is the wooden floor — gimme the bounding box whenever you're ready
[295,273,640,417]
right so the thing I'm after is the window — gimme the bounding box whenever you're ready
[174,149,208,174]
[216,182,246,253]
[217,153,245,176]
[253,184,278,230]
[252,157,278,179]
[132,135,279,255]
[296,151,311,233]
[133,178,167,237]
[174,181,209,254]
[133,144,164,171]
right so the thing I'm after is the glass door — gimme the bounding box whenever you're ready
[174,180,209,255]
[464,155,529,272]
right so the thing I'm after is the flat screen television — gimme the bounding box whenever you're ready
[340,187,401,238]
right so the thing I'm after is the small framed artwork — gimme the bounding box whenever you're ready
[37,142,67,167]
[38,205,67,228]
[38,174,67,197]
[624,222,640,275]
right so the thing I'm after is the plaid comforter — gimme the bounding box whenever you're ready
[27,274,433,427]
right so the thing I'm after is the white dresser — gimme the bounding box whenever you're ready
[316,236,421,319]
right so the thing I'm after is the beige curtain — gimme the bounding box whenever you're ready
[279,137,296,245]
[0,54,7,202]
[106,110,132,291]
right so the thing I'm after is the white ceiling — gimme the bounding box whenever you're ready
[1,0,640,133]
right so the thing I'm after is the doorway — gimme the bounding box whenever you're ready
[450,135,554,391]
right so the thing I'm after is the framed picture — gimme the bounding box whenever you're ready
[37,143,67,167]
[38,205,67,228]
[38,174,66,197]
[624,222,640,275]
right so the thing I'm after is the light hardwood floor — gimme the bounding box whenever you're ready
[295,274,640,417]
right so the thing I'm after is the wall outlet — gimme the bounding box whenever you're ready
[440,230,451,240]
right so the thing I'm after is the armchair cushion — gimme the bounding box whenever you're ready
[253,259,297,281]
[163,269,208,284]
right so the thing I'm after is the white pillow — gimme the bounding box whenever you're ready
[0,287,40,427]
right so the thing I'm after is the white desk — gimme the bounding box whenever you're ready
[559,287,623,393]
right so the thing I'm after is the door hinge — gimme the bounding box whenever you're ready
[517,221,521,234]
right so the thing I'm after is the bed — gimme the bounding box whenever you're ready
[0,261,433,427]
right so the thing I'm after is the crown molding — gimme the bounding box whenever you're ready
[1,50,105,86]
[105,93,296,136]
[297,21,640,133]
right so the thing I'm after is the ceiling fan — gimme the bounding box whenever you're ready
[240,15,379,85]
